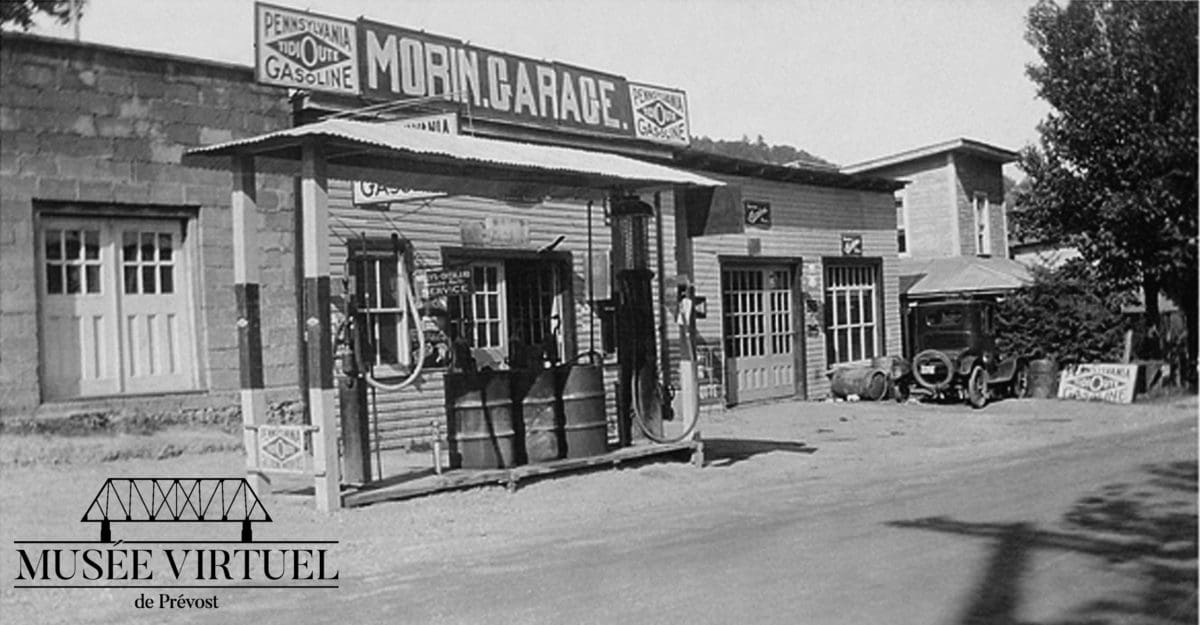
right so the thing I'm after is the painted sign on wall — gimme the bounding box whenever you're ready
[461,217,531,248]
[1058,363,1138,403]
[255,3,359,95]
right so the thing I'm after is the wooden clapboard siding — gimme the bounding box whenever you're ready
[678,172,900,401]
[326,180,630,449]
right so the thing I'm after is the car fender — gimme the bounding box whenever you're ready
[956,354,981,377]
[989,356,1024,384]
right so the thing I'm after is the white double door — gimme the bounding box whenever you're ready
[39,216,196,400]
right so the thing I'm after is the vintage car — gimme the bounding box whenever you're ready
[894,300,1029,408]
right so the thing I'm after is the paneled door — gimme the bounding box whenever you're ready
[39,216,196,399]
[721,265,796,404]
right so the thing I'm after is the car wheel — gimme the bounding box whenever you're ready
[1011,364,1030,399]
[892,381,910,403]
[967,366,989,409]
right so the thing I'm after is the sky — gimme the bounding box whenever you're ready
[17,0,1051,169]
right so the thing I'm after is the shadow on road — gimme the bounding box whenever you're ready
[887,461,1197,624]
[701,438,817,468]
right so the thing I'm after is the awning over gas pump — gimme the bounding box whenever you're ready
[183,118,723,200]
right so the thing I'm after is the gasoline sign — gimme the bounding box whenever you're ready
[256,3,360,95]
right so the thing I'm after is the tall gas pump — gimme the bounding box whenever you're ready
[337,233,426,484]
[609,195,664,445]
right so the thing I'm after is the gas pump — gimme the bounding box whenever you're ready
[609,195,664,444]
[336,233,426,483]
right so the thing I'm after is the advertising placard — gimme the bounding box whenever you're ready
[425,268,472,298]
[255,3,359,95]
[1058,363,1138,403]
[629,83,690,145]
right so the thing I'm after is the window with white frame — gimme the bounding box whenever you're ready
[349,242,416,374]
[895,191,908,255]
[824,262,880,365]
[973,192,991,256]
[446,257,568,370]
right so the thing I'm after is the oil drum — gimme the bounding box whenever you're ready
[1027,358,1059,399]
[513,368,563,463]
[559,363,608,458]
[444,371,520,469]
[829,366,889,401]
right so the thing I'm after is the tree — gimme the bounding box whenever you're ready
[689,135,836,170]
[996,259,1130,366]
[0,0,83,31]
[1017,0,1197,378]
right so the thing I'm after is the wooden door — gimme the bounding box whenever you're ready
[722,265,796,404]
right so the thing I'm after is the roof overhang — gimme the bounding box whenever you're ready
[842,138,1019,175]
[183,118,722,200]
[900,256,1033,299]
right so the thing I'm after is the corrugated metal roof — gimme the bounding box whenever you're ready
[901,256,1032,298]
[184,118,723,189]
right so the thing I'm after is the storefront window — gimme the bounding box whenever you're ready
[824,262,880,364]
[445,256,568,371]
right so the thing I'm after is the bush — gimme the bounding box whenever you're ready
[996,260,1130,366]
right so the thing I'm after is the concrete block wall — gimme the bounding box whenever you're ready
[0,34,299,418]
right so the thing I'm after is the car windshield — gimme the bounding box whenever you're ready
[923,309,965,328]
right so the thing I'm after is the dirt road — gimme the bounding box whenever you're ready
[2,397,1195,624]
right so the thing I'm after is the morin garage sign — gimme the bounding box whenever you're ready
[253,2,689,146]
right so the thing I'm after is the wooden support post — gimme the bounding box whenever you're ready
[301,142,341,513]
[232,155,269,498]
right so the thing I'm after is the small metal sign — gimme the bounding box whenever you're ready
[257,425,309,474]
[744,201,771,228]
[1058,363,1138,403]
[425,268,472,298]
[841,234,863,256]
[255,3,359,95]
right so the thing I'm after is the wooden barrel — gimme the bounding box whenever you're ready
[1028,358,1059,399]
[444,371,520,469]
[829,366,889,401]
[513,368,563,464]
[559,364,608,458]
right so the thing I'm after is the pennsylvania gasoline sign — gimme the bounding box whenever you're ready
[255,3,360,95]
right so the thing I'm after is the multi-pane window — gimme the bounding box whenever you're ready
[973,192,991,256]
[446,258,567,370]
[122,230,175,294]
[354,249,411,369]
[722,267,792,359]
[825,263,880,364]
[449,263,505,351]
[895,192,908,255]
[44,227,102,294]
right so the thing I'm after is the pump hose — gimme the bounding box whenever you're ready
[358,275,427,392]
[630,363,700,445]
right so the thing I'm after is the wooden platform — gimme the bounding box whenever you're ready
[342,438,704,508]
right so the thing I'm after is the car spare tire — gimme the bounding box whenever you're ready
[912,349,955,390]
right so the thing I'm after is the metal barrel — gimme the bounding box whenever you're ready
[513,368,563,463]
[1027,358,1059,399]
[559,363,608,458]
[829,366,889,401]
[444,371,521,469]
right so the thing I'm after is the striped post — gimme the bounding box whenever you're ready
[300,142,341,512]
[232,155,268,497]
